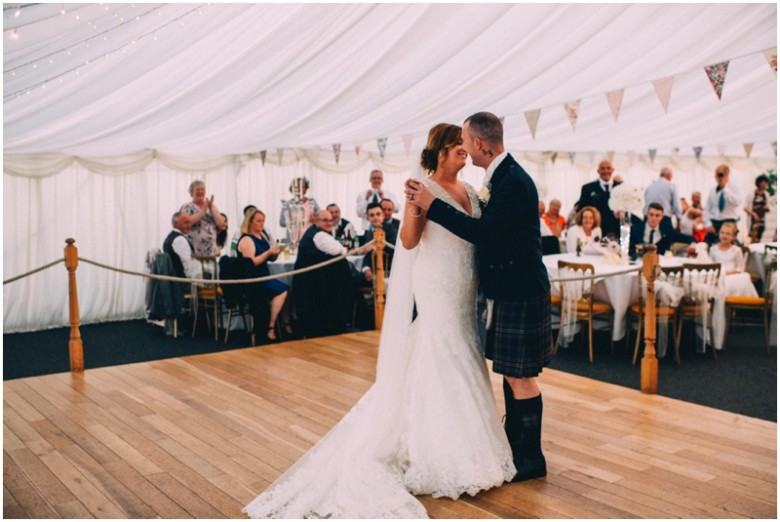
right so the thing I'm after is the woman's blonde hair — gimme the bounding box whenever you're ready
[575,206,601,228]
[240,209,266,236]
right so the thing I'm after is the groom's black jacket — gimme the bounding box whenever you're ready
[426,154,550,300]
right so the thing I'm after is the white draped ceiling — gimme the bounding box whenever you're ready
[3,3,777,333]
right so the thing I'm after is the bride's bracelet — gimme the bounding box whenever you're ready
[407,207,423,218]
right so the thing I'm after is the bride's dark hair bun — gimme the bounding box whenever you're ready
[420,148,438,172]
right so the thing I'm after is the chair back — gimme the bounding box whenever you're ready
[557,260,595,302]
[635,265,685,306]
[218,256,254,307]
[765,255,777,305]
[370,248,392,280]
[669,242,690,257]
[681,262,721,304]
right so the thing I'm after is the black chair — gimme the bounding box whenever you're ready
[541,236,561,256]
[218,256,266,344]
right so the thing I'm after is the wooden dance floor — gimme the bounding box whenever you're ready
[4,331,776,518]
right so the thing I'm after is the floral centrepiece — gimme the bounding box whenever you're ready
[608,183,644,214]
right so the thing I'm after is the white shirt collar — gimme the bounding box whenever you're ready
[483,151,509,186]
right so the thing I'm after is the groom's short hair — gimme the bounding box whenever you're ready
[464,112,503,146]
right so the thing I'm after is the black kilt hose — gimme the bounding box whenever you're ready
[485,292,554,378]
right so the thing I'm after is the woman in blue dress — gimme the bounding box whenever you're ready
[237,209,290,341]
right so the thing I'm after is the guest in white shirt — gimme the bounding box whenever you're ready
[566,206,603,255]
[709,222,757,297]
[356,169,398,230]
[704,165,742,244]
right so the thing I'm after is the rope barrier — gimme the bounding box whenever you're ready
[548,265,641,283]
[3,258,65,285]
[79,241,372,285]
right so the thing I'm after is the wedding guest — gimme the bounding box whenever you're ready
[279,177,320,241]
[541,198,566,237]
[237,209,291,341]
[380,198,400,246]
[744,174,772,242]
[161,211,202,336]
[644,167,682,228]
[179,180,227,256]
[231,205,276,256]
[577,160,622,237]
[704,165,742,244]
[680,206,706,243]
[216,213,229,256]
[293,210,355,338]
[566,206,603,255]
[326,203,356,244]
[355,169,398,229]
[629,202,696,257]
[358,202,394,281]
[709,222,757,297]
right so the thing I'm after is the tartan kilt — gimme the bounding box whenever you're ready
[485,292,554,378]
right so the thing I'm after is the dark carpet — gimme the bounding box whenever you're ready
[3,320,776,422]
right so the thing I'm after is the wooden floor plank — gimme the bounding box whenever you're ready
[4,331,776,519]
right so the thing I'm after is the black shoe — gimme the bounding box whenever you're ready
[511,455,547,482]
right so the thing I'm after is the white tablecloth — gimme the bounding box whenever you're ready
[747,242,777,282]
[269,255,364,287]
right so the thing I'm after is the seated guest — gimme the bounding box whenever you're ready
[566,206,603,255]
[160,212,202,336]
[179,180,227,256]
[237,209,291,341]
[293,210,355,339]
[629,202,696,257]
[216,213,228,256]
[542,198,567,237]
[709,222,757,297]
[357,202,394,283]
[326,203,356,244]
[539,201,553,237]
[679,206,706,243]
[380,198,400,247]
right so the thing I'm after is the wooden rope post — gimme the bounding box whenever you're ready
[373,228,386,330]
[640,245,659,394]
[65,238,84,372]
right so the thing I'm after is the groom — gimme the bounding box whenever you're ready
[405,112,553,482]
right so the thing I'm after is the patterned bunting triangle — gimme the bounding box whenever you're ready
[743,143,753,159]
[332,144,341,165]
[550,152,558,165]
[260,150,267,165]
[704,61,730,100]
[276,148,284,164]
[587,151,597,164]
[563,100,581,131]
[648,149,657,164]
[355,145,361,156]
[763,48,777,73]
[568,152,576,165]
[402,134,413,156]
[652,76,674,113]
[605,89,624,121]
[525,109,541,139]
[693,146,703,161]
[377,138,388,160]
[605,151,615,162]
[499,116,505,125]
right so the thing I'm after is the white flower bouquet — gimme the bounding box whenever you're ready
[608,183,644,213]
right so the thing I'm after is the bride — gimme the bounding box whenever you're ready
[243,123,515,519]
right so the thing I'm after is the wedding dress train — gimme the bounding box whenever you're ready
[243,179,515,519]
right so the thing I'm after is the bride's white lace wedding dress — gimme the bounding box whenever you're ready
[243,179,515,519]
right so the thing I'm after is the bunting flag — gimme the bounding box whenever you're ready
[525,109,541,139]
[773,141,777,156]
[704,60,730,100]
[563,99,581,131]
[568,151,576,165]
[402,134,413,156]
[550,151,558,165]
[652,76,674,113]
[743,143,753,158]
[672,147,680,158]
[499,116,505,125]
[354,145,361,156]
[332,144,341,164]
[587,151,597,164]
[260,150,267,165]
[377,137,388,160]
[605,89,624,121]
[276,148,284,164]
[648,149,657,163]
[606,150,615,162]
[693,146,703,161]
[763,47,777,73]
[717,144,726,156]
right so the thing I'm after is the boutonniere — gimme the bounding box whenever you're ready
[478,184,491,206]
[590,190,599,199]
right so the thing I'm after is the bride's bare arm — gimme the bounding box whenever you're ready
[399,200,427,249]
